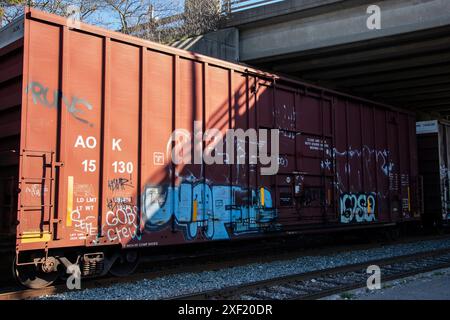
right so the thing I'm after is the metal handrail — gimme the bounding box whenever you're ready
[222,0,285,14]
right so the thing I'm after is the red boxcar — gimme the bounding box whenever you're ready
[0,9,420,287]
[417,120,450,227]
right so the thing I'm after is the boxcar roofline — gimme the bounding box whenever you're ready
[22,8,413,116]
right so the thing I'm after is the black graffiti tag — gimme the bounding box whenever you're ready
[26,81,94,127]
[107,197,134,211]
[300,187,324,207]
[108,178,134,192]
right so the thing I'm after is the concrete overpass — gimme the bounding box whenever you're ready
[174,0,450,117]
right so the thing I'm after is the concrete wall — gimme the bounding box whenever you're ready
[171,28,239,62]
[0,16,24,50]
[224,0,351,27]
[239,0,450,61]
[171,0,450,64]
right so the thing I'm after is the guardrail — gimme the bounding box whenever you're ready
[128,0,286,41]
[222,0,285,14]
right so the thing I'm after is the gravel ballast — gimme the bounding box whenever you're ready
[38,237,450,300]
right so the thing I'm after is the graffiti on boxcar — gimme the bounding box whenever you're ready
[440,165,450,220]
[440,165,449,180]
[321,159,332,170]
[340,192,377,224]
[104,205,142,242]
[299,187,324,207]
[143,181,277,240]
[26,81,94,127]
[25,184,48,197]
[106,196,133,211]
[70,209,97,239]
[303,140,396,196]
[331,145,396,196]
[108,178,134,192]
[333,146,395,177]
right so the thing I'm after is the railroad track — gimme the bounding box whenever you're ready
[1,234,450,300]
[171,248,450,300]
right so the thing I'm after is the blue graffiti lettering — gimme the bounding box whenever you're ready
[142,182,277,240]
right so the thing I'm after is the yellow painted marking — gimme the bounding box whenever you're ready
[66,176,74,227]
[408,187,411,211]
[367,198,371,214]
[20,232,51,244]
[192,200,198,222]
[260,188,265,207]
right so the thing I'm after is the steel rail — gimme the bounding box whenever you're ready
[2,234,450,300]
[170,248,450,300]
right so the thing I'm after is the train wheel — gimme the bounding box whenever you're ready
[109,251,140,277]
[13,256,59,289]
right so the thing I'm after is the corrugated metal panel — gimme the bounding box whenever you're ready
[11,9,420,252]
[0,32,23,235]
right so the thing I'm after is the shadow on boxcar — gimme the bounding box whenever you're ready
[140,76,277,244]
[107,53,281,277]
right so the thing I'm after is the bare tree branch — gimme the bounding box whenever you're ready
[125,0,223,44]
[1,0,224,46]
[1,0,103,26]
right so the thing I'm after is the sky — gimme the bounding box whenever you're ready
[85,0,286,31]
[0,0,286,29]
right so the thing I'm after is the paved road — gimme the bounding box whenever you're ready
[323,267,450,300]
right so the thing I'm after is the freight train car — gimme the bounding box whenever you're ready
[417,120,450,227]
[0,9,421,288]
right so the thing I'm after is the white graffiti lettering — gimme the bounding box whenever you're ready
[71,209,97,236]
[104,205,141,242]
[25,184,48,197]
